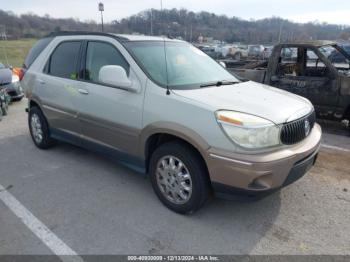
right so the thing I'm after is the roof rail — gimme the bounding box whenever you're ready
[44,31,129,41]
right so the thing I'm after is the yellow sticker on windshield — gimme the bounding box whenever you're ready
[175,54,187,65]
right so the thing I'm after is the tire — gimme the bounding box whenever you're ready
[0,106,3,121]
[149,141,210,214]
[28,106,55,149]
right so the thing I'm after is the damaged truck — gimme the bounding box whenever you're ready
[225,41,350,131]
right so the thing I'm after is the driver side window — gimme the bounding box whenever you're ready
[305,49,328,77]
[278,47,298,77]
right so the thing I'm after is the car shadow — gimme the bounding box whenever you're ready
[1,134,282,254]
[53,139,282,254]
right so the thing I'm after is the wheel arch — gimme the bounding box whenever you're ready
[29,99,40,109]
[141,122,211,175]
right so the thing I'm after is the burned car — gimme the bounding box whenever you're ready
[227,41,350,130]
[0,63,12,117]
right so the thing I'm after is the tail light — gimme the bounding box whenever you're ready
[12,67,26,81]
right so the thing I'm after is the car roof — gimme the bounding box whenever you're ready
[46,31,184,43]
[112,34,183,42]
[280,40,337,47]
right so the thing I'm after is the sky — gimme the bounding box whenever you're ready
[3,0,350,25]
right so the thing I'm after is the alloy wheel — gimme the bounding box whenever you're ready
[156,155,193,205]
[31,113,43,144]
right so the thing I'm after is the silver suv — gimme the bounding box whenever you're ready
[22,32,321,214]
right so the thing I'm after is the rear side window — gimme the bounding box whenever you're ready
[48,41,81,79]
[24,37,53,69]
[85,41,129,83]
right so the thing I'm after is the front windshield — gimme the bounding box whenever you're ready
[320,45,350,70]
[125,41,238,89]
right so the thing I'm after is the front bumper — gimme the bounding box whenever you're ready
[4,81,24,100]
[206,123,322,199]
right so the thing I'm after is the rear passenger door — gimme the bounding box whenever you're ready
[39,41,82,143]
[76,40,144,158]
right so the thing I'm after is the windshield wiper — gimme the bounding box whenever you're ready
[200,80,239,88]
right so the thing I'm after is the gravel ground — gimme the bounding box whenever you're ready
[0,99,349,256]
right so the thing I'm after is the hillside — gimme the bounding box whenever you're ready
[1,8,350,44]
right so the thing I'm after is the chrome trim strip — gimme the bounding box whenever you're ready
[80,134,122,152]
[209,153,253,166]
[42,104,76,118]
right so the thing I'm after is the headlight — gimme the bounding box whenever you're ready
[215,110,281,149]
[12,74,20,83]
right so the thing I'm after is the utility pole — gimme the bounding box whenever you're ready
[150,9,153,35]
[98,2,104,32]
[0,25,9,66]
[160,0,163,35]
[278,20,284,43]
[190,24,193,43]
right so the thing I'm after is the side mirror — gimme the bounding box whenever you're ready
[99,65,135,91]
[219,61,226,68]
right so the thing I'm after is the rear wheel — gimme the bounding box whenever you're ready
[28,107,55,149]
[149,141,210,214]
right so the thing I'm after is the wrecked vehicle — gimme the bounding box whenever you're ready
[228,45,248,60]
[0,62,24,102]
[247,45,265,59]
[226,41,350,129]
[0,63,11,117]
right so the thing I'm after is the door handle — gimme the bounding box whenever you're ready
[78,89,89,95]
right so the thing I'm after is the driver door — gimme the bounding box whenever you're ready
[271,47,339,110]
[76,40,144,160]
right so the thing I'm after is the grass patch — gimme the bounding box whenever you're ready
[0,39,37,67]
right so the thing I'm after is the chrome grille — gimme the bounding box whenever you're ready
[280,111,316,145]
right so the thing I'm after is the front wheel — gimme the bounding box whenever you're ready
[28,107,55,149]
[149,141,210,214]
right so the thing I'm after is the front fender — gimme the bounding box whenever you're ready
[139,121,211,159]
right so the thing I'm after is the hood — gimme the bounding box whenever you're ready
[173,81,313,124]
[0,68,12,85]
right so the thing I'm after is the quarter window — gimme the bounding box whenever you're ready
[48,41,81,79]
[24,37,53,69]
[85,41,129,83]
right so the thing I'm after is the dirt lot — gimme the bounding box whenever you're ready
[0,99,349,256]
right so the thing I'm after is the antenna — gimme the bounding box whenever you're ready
[160,0,170,95]
[163,37,170,95]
